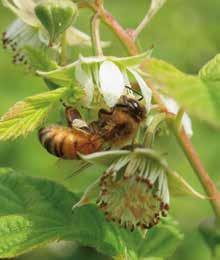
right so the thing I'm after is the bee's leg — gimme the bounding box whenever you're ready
[60,99,82,127]
[65,107,82,127]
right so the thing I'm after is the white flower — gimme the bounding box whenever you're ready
[37,52,153,108]
[161,95,193,137]
[2,0,107,63]
[75,63,94,107]
[3,19,45,64]
[98,59,152,108]
[99,61,125,107]
[2,0,40,26]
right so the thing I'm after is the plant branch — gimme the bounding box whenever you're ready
[95,0,103,6]
[79,0,220,218]
[79,1,138,55]
[91,13,103,56]
[133,0,167,40]
[133,12,152,41]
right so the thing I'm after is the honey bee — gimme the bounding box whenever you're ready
[91,95,146,147]
[38,106,103,160]
[39,95,146,159]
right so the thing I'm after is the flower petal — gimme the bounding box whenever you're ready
[3,19,45,64]
[99,61,125,107]
[75,63,94,106]
[128,68,152,110]
[2,0,39,26]
[182,113,193,137]
[66,27,110,48]
[161,95,193,137]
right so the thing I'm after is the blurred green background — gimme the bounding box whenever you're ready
[1,0,220,259]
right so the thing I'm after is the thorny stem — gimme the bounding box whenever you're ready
[91,13,103,56]
[79,1,220,218]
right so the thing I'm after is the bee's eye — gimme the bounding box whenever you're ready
[129,100,139,110]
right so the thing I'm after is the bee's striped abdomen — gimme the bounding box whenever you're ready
[39,125,103,160]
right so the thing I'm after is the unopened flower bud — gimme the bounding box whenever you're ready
[35,0,78,45]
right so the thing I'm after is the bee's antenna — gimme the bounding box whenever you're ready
[125,86,143,101]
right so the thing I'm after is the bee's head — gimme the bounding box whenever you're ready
[115,95,146,122]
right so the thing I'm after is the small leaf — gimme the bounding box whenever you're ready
[199,54,220,119]
[73,178,100,209]
[0,172,183,259]
[168,171,207,199]
[0,87,68,140]
[128,68,152,110]
[199,216,220,255]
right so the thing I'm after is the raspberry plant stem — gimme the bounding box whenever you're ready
[91,13,103,56]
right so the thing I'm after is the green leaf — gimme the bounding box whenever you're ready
[0,171,183,259]
[199,216,220,255]
[0,168,13,174]
[199,54,220,82]
[137,217,183,259]
[199,54,220,117]
[142,58,219,127]
[0,87,68,140]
